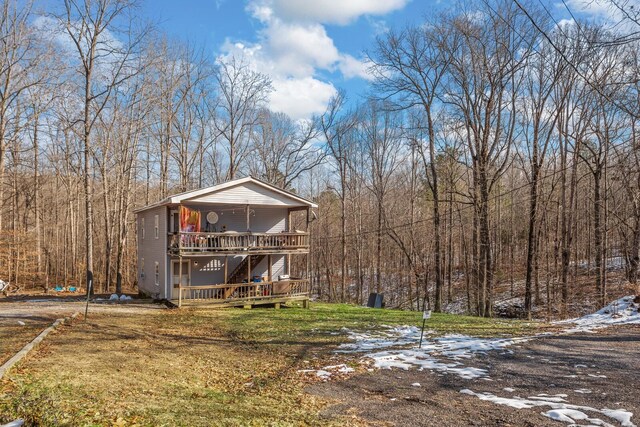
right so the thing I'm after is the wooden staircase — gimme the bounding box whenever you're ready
[224,254,266,299]
[226,253,265,281]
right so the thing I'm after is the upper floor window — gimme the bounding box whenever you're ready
[154,215,159,239]
[141,218,145,240]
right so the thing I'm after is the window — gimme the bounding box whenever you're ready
[154,215,159,239]
[154,262,160,286]
[140,258,145,278]
[141,218,145,240]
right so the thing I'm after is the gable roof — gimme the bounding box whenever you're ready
[133,176,318,213]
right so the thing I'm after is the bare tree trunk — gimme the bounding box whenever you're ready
[524,163,539,318]
[593,168,604,304]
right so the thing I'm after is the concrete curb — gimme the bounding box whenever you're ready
[0,311,80,380]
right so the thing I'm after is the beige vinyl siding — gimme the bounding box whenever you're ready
[188,254,286,286]
[137,206,167,299]
[184,205,287,233]
[185,181,306,207]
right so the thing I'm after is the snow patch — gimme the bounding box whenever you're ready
[603,409,636,427]
[297,364,355,380]
[460,389,635,427]
[336,326,427,352]
[338,325,527,380]
[529,394,568,403]
[542,408,591,423]
[557,296,640,333]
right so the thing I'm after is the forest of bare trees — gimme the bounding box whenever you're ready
[2,0,640,319]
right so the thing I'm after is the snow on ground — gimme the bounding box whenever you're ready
[316,297,639,424]
[336,325,425,352]
[335,325,528,380]
[556,296,640,333]
[460,389,635,427]
[328,296,638,382]
[297,364,355,380]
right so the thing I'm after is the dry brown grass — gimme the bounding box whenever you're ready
[0,305,373,426]
[0,316,57,366]
[0,302,546,426]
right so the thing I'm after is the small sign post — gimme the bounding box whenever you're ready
[84,275,93,322]
[419,310,431,349]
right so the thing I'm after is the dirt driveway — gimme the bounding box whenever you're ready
[0,297,162,365]
[307,325,640,427]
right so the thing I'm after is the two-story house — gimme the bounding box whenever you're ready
[134,176,316,308]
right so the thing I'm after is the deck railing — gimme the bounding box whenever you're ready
[177,279,310,307]
[169,231,309,254]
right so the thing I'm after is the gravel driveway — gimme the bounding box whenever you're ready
[307,325,640,426]
[0,297,163,365]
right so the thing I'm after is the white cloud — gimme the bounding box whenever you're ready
[555,18,575,28]
[219,38,338,120]
[265,20,340,76]
[219,0,406,119]
[338,54,373,80]
[269,0,410,25]
[562,0,615,21]
[270,77,337,119]
[561,0,640,32]
[367,17,390,35]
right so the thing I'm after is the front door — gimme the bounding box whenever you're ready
[171,260,191,299]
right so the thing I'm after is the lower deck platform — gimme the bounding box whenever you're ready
[172,279,311,308]
[171,294,310,309]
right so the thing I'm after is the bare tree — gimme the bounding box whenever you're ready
[519,33,566,318]
[444,1,536,316]
[214,55,271,180]
[248,109,324,189]
[360,100,404,295]
[54,0,148,292]
[369,21,452,311]
[0,0,43,232]
[321,91,357,302]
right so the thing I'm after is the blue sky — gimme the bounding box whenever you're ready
[141,0,444,120]
[138,0,610,120]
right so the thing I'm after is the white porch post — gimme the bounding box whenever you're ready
[287,208,293,276]
[178,255,183,305]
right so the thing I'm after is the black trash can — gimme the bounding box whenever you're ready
[367,293,384,308]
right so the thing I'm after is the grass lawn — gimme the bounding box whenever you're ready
[0,302,553,426]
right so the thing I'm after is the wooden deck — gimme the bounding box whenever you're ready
[168,231,309,256]
[174,279,310,308]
